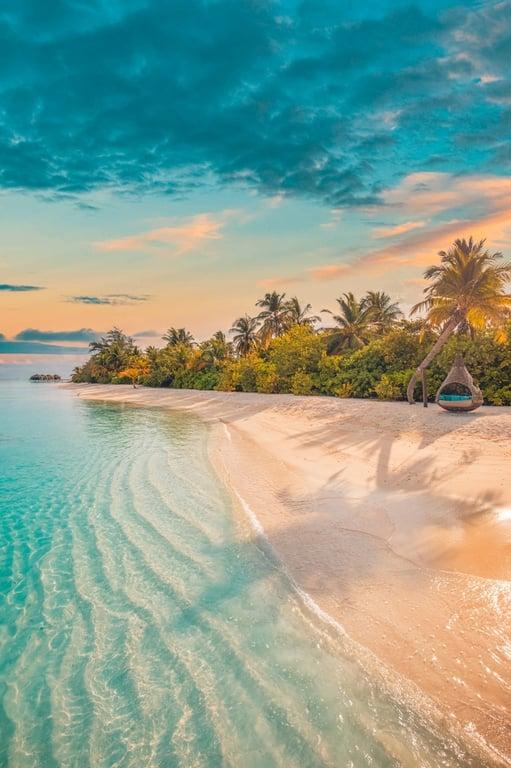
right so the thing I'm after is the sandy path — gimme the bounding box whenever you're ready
[67,385,511,764]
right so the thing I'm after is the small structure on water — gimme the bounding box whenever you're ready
[29,374,62,382]
[435,353,483,412]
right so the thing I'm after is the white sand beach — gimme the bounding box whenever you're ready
[67,384,511,764]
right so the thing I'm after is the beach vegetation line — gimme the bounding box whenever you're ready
[72,238,511,405]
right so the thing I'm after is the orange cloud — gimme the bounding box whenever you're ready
[258,275,303,288]
[253,174,511,295]
[306,264,349,280]
[357,172,511,273]
[380,172,511,220]
[372,220,426,238]
[95,213,224,255]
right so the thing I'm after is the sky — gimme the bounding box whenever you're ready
[1,0,511,359]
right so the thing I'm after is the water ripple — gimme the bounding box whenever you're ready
[0,384,490,767]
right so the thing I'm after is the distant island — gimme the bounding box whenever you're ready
[29,374,62,382]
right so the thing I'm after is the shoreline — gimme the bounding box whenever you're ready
[66,384,511,765]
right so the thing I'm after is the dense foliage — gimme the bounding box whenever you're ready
[72,293,511,405]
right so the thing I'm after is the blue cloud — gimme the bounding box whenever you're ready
[0,284,43,291]
[133,329,159,337]
[0,340,88,354]
[14,327,100,342]
[0,0,507,206]
[68,294,148,305]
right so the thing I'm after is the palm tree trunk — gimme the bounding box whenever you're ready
[407,315,460,404]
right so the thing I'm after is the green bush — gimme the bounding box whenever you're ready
[290,371,315,395]
[215,362,237,391]
[373,371,411,400]
[255,362,279,393]
[191,370,220,390]
[335,346,385,398]
[334,382,353,398]
[268,326,324,381]
[233,356,258,392]
[484,386,511,405]
[316,352,344,395]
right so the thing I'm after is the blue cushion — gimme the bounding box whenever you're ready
[439,394,472,401]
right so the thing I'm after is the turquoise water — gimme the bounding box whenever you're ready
[0,381,484,767]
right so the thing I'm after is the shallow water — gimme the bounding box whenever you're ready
[0,381,486,767]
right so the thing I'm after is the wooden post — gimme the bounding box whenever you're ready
[422,368,428,407]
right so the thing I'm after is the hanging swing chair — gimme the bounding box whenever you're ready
[435,352,483,412]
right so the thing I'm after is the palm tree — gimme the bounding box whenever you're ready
[199,331,231,366]
[362,291,402,333]
[162,327,195,347]
[285,297,320,327]
[323,292,371,353]
[212,330,226,344]
[89,328,139,372]
[399,318,429,336]
[256,291,291,341]
[407,237,511,403]
[230,315,260,356]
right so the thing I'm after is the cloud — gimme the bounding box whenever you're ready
[133,329,159,338]
[260,259,352,287]
[0,341,89,354]
[266,195,284,209]
[68,294,149,305]
[258,276,304,288]
[321,209,343,230]
[108,294,150,302]
[14,328,100,342]
[352,172,511,272]
[372,220,426,238]
[306,264,350,281]
[0,1,506,206]
[0,284,43,292]
[380,171,511,220]
[96,213,223,255]
[259,169,511,287]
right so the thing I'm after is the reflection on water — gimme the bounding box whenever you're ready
[0,382,488,766]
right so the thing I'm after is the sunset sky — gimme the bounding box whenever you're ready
[1,0,511,357]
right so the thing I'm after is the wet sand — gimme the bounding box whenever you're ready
[67,384,511,764]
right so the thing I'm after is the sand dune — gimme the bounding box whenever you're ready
[67,384,511,765]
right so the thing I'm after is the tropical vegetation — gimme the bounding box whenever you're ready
[406,237,511,402]
[72,239,511,405]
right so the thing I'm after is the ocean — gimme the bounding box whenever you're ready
[0,379,483,767]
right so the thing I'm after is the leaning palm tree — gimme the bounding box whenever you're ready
[229,315,260,356]
[362,291,402,334]
[256,291,291,342]
[286,297,320,327]
[162,327,195,347]
[322,292,371,353]
[407,237,511,403]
